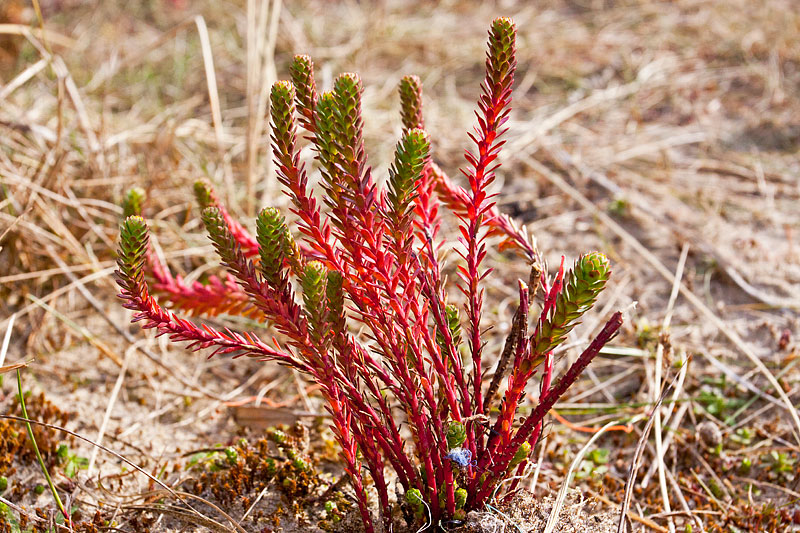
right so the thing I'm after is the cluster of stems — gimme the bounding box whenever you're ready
[116,17,623,532]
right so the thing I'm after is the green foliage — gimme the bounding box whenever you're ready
[387,128,430,224]
[256,207,290,287]
[117,216,149,287]
[301,261,328,338]
[487,17,516,86]
[764,450,796,481]
[398,75,424,131]
[201,207,238,268]
[326,271,345,321]
[730,427,755,446]
[289,54,317,128]
[267,428,288,446]
[56,444,88,479]
[738,456,752,474]
[576,447,610,480]
[696,381,746,419]
[437,304,462,352]
[314,92,340,182]
[287,449,311,472]
[454,487,467,510]
[331,73,363,164]
[405,488,425,516]
[122,187,146,218]
[531,252,612,357]
[510,441,531,468]
[446,421,466,449]
[224,446,238,465]
[0,502,25,533]
[270,80,296,146]
[193,180,214,209]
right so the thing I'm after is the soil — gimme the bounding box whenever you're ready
[464,491,618,533]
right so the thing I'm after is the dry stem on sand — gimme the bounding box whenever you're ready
[1,1,799,532]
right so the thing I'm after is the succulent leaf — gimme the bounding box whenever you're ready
[270,80,296,156]
[332,73,365,173]
[117,216,150,288]
[439,304,462,351]
[194,180,214,210]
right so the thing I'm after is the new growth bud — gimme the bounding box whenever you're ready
[446,421,467,449]
[256,207,290,287]
[399,75,424,131]
[193,180,214,210]
[122,187,146,218]
[532,253,611,356]
[301,261,328,339]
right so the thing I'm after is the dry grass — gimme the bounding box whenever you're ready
[1,0,799,531]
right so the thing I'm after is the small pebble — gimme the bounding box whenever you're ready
[697,421,722,448]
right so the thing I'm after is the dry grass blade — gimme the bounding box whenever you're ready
[0,359,32,374]
[0,23,74,48]
[120,504,236,532]
[543,415,645,533]
[591,492,669,533]
[616,363,687,533]
[0,313,31,383]
[194,15,224,152]
[653,242,689,533]
[0,58,48,100]
[86,344,133,476]
[245,0,281,215]
[0,313,15,369]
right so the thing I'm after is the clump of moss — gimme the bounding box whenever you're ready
[184,424,324,528]
[2,391,72,476]
[2,504,110,533]
[187,438,280,508]
[318,490,354,531]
